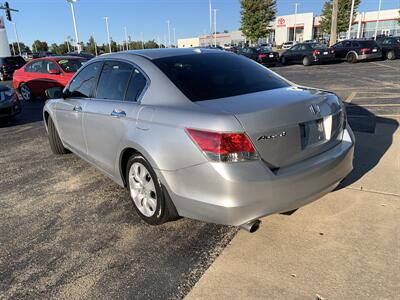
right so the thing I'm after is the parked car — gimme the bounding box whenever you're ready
[43,49,354,232]
[227,46,240,54]
[280,43,335,66]
[282,41,296,49]
[377,36,400,60]
[65,51,95,60]
[13,56,87,101]
[0,84,21,120]
[332,39,382,63]
[21,52,33,60]
[239,47,279,66]
[0,56,26,81]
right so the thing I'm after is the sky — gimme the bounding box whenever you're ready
[2,0,400,47]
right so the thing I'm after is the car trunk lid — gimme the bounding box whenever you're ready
[196,87,344,168]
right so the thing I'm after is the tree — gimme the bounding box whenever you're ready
[320,0,361,35]
[9,42,30,54]
[32,40,49,52]
[240,0,276,43]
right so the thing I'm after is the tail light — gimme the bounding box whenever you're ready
[258,53,267,59]
[312,50,320,56]
[186,128,259,162]
[360,48,370,54]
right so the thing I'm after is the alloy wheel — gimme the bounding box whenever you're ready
[129,162,158,217]
[20,85,31,101]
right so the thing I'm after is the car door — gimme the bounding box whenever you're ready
[22,60,45,96]
[332,42,345,59]
[39,60,65,96]
[55,61,103,156]
[285,45,299,62]
[83,60,147,176]
[295,44,309,62]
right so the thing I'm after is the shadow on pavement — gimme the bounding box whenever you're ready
[0,99,45,128]
[340,103,399,188]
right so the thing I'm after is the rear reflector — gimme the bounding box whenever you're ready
[361,48,370,54]
[186,128,259,162]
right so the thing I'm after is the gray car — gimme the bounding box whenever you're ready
[0,84,21,119]
[43,49,355,232]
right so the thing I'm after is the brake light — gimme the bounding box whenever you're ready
[259,53,267,59]
[186,128,259,162]
[361,48,370,54]
[312,50,320,56]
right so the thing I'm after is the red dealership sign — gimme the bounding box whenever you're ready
[277,18,286,27]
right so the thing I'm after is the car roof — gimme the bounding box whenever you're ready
[31,56,87,61]
[119,48,224,60]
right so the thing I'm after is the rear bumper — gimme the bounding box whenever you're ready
[314,55,335,63]
[358,52,381,60]
[160,126,355,226]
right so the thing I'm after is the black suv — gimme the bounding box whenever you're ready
[280,43,335,66]
[0,56,26,81]
[377,36,400,60]
[238,47,279,66]
[332,39,381,63]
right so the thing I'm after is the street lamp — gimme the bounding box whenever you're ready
[167,20,171,48]
[11,22,21,55]
[209,0,213,46]
[124,27,129,50]
[347,0,355,39]
[104,17,111,53]
[173,27,176,48]
[66,0,80,52]
[374,0,382,40]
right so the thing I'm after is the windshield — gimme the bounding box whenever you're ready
[58,59,86,73]
[153,53,289,102]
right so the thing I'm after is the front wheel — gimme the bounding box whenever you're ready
[47,117,69,155]
[126,155,173,225]
[387,50,396,60]
[20,83,32,101]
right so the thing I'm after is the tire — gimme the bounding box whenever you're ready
[281,56,286,65]
[47,117,68,155]
[126,154,175,225]
[20,83,32,101]
[387,50,395,60]
[347,53,357,63]
[303,56,312,66]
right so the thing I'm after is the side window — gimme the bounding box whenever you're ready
[95,61,133,101]
[68,61,102,98]
[299,45,308,51]
[290,45,299,51]
[25,60,43,73]
[125,69,148,102]
[351,41,360,47]
[334,42,343,48]
[43,60,59,74]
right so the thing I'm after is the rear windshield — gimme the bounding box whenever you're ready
[57,59,86,73]
[4,56,26,65]
[310,43,328,49]
[152,53,289,101]
[357,40,378,47]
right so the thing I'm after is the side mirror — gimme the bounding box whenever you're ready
[45,87,63,99]
[48,68,60,75]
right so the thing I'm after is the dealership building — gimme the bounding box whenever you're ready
[178,8,400,47]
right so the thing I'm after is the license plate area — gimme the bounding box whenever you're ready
[300,118,327,149]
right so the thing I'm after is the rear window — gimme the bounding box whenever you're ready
[310,43,328,49]
[357,40,378,47]
[152,53,289,101]
[58,59,86,73]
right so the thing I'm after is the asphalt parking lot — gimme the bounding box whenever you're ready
[0,59,399,299]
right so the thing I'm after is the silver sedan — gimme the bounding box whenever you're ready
[43,48,354,232]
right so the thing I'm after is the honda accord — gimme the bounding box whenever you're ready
[43,49,355,232]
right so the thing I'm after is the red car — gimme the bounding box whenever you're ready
[13,56,87,101]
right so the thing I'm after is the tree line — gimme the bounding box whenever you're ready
[240,0,361,43]
[9,36,167,55]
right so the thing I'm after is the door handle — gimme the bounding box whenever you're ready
[111,109,126,118]
[73,105,82,112]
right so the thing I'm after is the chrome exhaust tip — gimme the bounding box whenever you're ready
[240,219,261,233]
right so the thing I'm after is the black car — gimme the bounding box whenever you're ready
[332,39,382,63]
[0,84,21,120]
[65,51,95,59]
[239,47,279,66]
[280,43,335,66]
[0,56,26,81]
[377,36,400,60]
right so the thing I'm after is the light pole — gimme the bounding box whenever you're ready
[173,27,176,47]
[92,32,98,56]
[293,3,299,42]
[10,41,15,56]
[209,0,213,46]
[374,0,382,40]
[104,17,111,53]
[66,0,80,52]
[11,22,21,55]
[347,0,355,39]
[124,27,129,50]
[65,40,70,53]
[167,20,171,48]
[213,9,217,47]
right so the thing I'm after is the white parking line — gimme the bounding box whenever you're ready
[370,62,400,71]
[345,92,357,103]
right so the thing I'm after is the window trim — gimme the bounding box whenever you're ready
[91,58,150,104]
